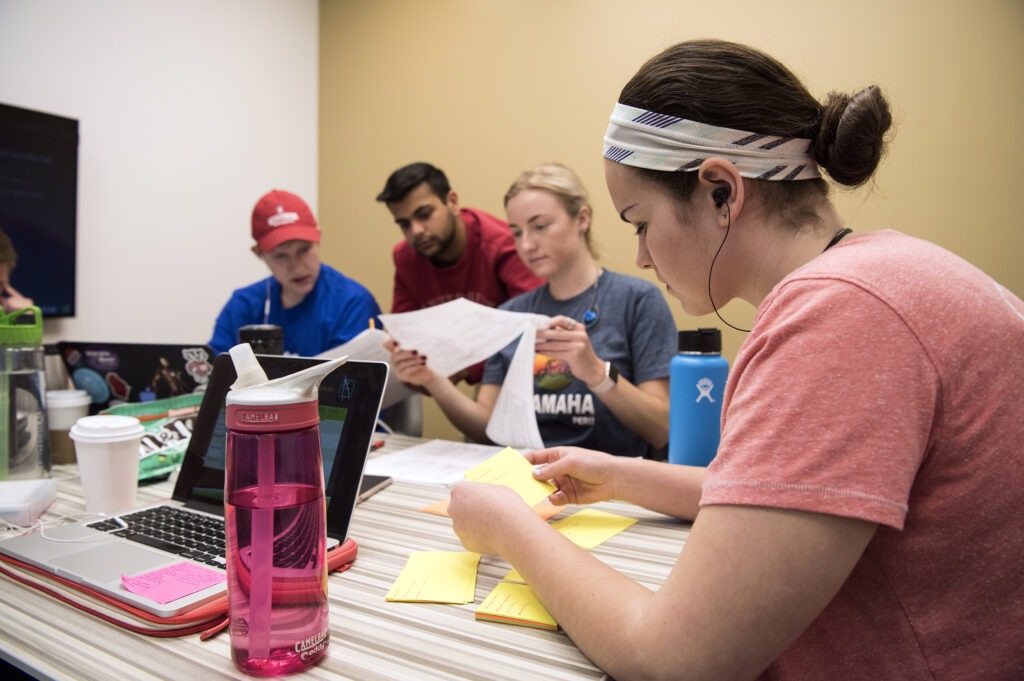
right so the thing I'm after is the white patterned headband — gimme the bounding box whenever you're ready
[603,103,821,181]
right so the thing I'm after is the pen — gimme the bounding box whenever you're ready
[370,440,384,451]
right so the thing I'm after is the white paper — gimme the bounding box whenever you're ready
[379,298,549,449]
[484,323,543,448]
[362,439,506,486]
[315,328,413,409]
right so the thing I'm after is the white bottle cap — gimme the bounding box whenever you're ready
[228,343,269,389]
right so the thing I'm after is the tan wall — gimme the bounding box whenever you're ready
[319,0,1024,440]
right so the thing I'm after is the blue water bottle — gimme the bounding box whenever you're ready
[668,328,729,467]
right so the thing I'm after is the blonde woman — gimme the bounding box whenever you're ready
[387,163,676,456]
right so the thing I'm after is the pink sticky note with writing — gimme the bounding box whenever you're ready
[122,562,225,604]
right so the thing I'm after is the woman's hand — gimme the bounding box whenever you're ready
[383,337,438,388]
[527,446,619,506]
[448,481,536,555]
[0,281,33,314]
[535,315,606,387]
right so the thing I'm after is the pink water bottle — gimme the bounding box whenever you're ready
[224,344,346,676]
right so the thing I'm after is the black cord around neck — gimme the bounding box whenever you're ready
[824,227,853,252]
[707,202,752,333]
[533,267,603,327]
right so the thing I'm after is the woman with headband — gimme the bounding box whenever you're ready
[387,162,677,456]
[447,40,1023,680]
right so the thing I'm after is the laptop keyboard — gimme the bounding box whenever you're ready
[87,507,227,569]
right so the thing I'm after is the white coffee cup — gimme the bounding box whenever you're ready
[69,415,144,515]
[46,389,92,465]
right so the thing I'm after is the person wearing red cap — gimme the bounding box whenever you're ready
[208,189,382,357]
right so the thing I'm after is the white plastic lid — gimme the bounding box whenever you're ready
[229,343,269,389]
[226,342,348,407]
[69,415,144,443]
[46,389,91,408]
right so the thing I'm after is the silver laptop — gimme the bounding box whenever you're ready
[0,354,389,617]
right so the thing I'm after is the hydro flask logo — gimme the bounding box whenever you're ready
[695,378,715,403]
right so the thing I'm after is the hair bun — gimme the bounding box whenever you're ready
[813,85,893,187]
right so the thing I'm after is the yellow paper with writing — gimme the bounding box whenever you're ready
[475,582,557,630]
[421,496,564,520]
[463,446,556,507]
[550,508,638,549]
[386,551,480,604]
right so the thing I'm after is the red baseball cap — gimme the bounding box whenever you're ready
[251,189,321,253]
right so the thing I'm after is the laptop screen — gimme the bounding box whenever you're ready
[58,341,215,414]
[174,354,388,542]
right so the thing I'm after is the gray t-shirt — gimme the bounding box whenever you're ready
[482,269,676,457]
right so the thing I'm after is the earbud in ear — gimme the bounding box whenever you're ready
[712,187,730,208]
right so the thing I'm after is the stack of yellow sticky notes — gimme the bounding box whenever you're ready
[475,581,557,631]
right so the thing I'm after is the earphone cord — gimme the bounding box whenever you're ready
[707,202,752,333]
[263,279,271,324]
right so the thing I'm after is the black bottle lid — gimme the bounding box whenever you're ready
[238,324,284,355]
[678,327,722,353]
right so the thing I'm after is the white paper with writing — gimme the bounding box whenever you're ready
[379,298,549,449]
[315,327,413,409]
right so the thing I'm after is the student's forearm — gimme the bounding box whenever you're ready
[609,456,704,521]
[596,379,669,448]
[423,376,491,443]
[505,505,873,681]
[497,512,661,680]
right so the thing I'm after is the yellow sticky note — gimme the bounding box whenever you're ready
[386,551,481,604]
[475,582,557,631]
[420,497,451,517]
[463,447,556,507]
[550,508,638,549]
[502,567,526,583]
[421,496,564,520]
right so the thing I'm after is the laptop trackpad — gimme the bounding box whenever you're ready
[52,544,179,584]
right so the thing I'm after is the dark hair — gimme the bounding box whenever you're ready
[376,162,452,204]
[618,39,893,220]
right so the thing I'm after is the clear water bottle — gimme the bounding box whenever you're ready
[224,344,346,676]
[0,307,51,480]
[668,328,729,467]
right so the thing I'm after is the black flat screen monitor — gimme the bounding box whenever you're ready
[0,102,79,318]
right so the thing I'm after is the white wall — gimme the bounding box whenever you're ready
[0,0,319,345]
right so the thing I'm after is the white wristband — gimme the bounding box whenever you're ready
[588,361,619,395]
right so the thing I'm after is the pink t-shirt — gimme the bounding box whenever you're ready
[702,231,1024,680]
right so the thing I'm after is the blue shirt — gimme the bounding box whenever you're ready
[208,264,382,357]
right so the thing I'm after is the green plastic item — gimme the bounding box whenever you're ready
[1,307,45,480]
[102,392,205,481]
[0,306,44,345]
